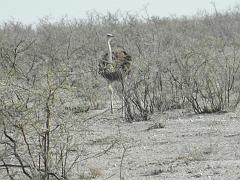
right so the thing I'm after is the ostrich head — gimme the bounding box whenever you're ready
[107,33,114,38]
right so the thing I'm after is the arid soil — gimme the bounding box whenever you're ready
[79,109,240,180]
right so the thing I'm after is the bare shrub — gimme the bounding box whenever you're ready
[1,6,240,179]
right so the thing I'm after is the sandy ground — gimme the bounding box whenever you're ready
[79,108,240,180]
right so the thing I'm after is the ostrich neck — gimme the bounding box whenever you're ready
[108,39,113,63]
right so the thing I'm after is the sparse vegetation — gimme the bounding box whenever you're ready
[1,5,240,179]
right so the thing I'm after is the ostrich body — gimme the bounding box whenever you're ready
[99,34,131,113]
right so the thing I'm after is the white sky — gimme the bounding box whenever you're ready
[0,0,239,24]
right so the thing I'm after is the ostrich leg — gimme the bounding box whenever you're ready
[121,78,125,118]
[108,81,114,114]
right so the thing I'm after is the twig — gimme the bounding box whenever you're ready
[3,130,32,179]
[1,160,15,180]
[0,164,61,180]
[120,145,127,180]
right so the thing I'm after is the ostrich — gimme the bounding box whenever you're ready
[99,33,131,114]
